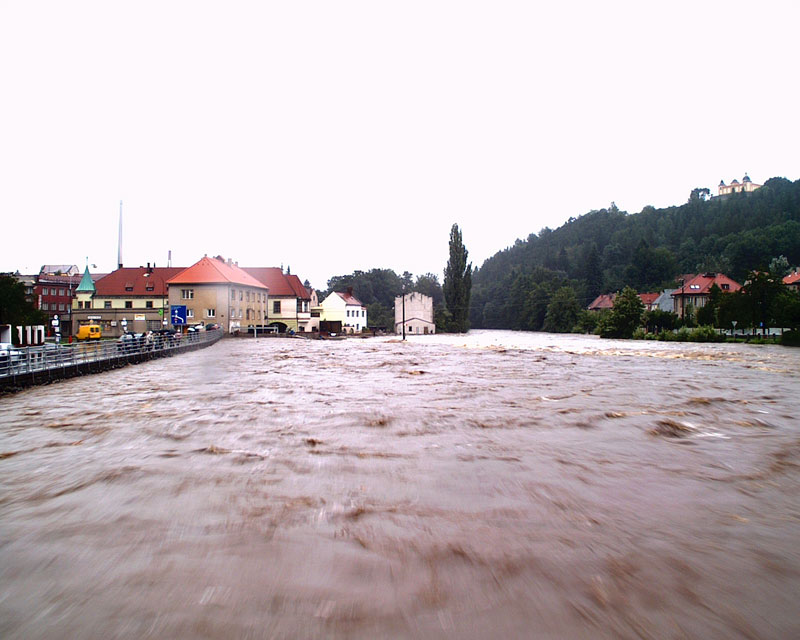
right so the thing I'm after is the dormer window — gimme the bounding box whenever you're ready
[722,284,730,290]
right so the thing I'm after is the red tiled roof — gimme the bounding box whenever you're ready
[588,293,615,310]
[242,267,305,298]
[638,293,659,305]
[95,267,185,296]
[168,257,267,289]
[286,274,311,299]
[784,271,800,285]
[671,273,741,297]
[336,291,364,307]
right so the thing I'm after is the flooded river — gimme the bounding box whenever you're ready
[1,331,799,639]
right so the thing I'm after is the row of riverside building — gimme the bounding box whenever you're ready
[588,270,800,315]
[10,255,437,338]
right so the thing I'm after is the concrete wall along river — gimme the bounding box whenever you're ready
[1,330,799,638]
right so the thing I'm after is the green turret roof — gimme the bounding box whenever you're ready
[76,265,96,293]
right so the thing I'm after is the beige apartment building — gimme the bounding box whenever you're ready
[395,292,435,335]
[167,256,269,333]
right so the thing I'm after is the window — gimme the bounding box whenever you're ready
[231,289,236,301]
[145,283,154,291]
[125,285,134,292]
[104,301,112,309]
[246,291,251,302]
[42,302,49,310]
[146,301,153,309]
[59,289,65,296]
[181,289,194,299]
[59,304,65,311]
[125,301,133,309]
[206,309,216,318]
[273,301,280,314]
[187,309,195,319]
[43,288,49,295]
[239,291,243,301]
[722,284,730,290]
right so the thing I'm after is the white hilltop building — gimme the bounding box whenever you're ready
[395,292,435,335]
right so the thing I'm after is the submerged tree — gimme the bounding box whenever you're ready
[543,286,581,333]
[443,223,472,333]
[598,286,645,338]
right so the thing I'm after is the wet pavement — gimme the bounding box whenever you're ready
[1,331,799,639]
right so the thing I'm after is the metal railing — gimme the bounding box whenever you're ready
[0,329,222,379]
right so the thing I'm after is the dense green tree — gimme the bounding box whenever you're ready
[543,286,581,333]
[470,177,800,331]
[414,273,445,308]
[366,302,393,331]
[0,275,46,332]
[643,309,677,334]
[696,284,722,327]
[598,286,645,338]
[443,223,472,333]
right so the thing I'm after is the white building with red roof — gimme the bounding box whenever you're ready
[671,272,741,317]
[319,288,367,334]
[244,267,314,333]
[167,256,268,334]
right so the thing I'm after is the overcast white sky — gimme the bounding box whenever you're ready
[1,1,798,289]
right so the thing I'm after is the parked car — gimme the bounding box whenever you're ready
[205,323,220,331]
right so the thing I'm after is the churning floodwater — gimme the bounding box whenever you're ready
[1,331,799,639]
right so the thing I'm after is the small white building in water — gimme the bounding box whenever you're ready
[394,292,435,335]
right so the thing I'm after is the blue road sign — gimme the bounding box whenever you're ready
[170,305,187,325]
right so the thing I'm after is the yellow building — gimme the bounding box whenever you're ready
[718,174,761,196]
[244,267,315,333]
[72,265,185,337]
[167,256,269,334]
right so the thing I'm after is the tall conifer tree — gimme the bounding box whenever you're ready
[444,223,472,332]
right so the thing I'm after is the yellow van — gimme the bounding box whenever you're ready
[76,324,102,341]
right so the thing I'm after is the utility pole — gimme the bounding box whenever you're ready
[402,289,406,341]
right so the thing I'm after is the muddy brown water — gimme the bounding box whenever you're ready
[1,331,799,639]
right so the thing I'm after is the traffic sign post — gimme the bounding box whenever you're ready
[170,305,187,326]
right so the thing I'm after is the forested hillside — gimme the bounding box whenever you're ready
[471,177,800,330]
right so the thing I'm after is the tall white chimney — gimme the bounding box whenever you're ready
[117,200,123,269]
